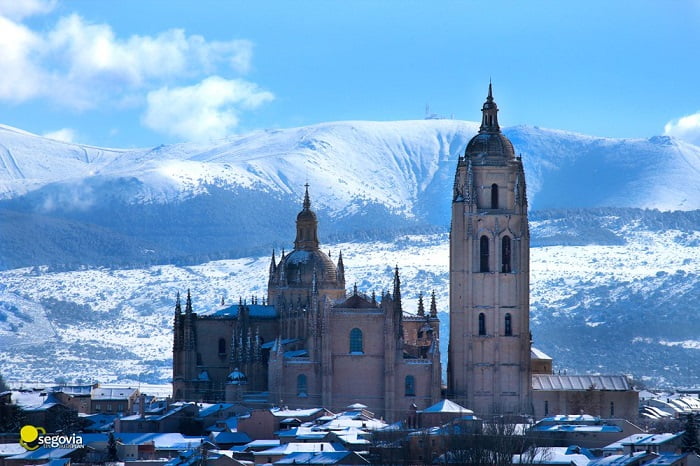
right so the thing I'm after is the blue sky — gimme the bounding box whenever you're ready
[0,0,699,148]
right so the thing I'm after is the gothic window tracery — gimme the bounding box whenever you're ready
[349,328,363,353]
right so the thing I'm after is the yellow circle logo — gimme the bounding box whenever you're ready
[19,425,45,451]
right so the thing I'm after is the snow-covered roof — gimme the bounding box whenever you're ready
[275,451,368,464]
[112,433,206,449]
[346,403,367,409]
[91,386,138,400]
[419,399,473,414]
[197,402,234,418]
[261,338,301,349]
[603,432,683,451]
[513,447,591,465]
[209,431,251,445]
[587,451,655,466]
[0,443,26,457]
[208,303,277,318]
[532,374,631,391]
[531,347,553,360]
[531,424,622,433]
[53,384,93,396]
[252,442,343,456]
[272,407,325,418]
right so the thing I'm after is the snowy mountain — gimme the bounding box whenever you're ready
[1,120,700,269]
[0,120,699,389]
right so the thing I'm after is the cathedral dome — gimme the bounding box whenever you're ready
[279,249,337,285]
[465,132,515,159]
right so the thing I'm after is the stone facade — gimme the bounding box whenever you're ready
[173,84,638,422]
[173,186,441,422]
[447,84,532,415]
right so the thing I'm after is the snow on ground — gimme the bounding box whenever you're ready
[0,223,698,385]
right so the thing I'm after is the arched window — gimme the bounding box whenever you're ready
[491,183,499,209]
[505,313,512,336]
[480,236,490,272]
[297,374,308,397]
[405,375,416,396]
[349,328,363,353]
[501,236,512,273]
[478,313,486,336]
[218,338,226,355]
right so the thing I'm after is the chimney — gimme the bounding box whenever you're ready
[139,393,146,418]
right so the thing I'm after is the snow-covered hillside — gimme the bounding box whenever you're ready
[1,120,699,389]
[1,209,698,388]
[2,120,700,213]
[2,120,700,270]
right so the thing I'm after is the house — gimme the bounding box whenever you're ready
[251,442,345,465]
[417,399,480,428]
[526,415,644,449]
[532,374,639,421]
[90,385,139,414]
[602,433,685,457]
[274,450,370,464]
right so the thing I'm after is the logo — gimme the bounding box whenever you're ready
[20,425,45,451]
[19,425,83,451]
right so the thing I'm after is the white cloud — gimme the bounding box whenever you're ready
[142,76,274,142]
[0,16,45,101]
[0,12,256,110]
[664,112,700,146]
[0,0,56,20]
[43,128,75,143]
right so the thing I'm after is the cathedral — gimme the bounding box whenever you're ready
[173,84,638,421]
[172,186,442,421]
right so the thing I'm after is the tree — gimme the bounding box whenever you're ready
[681,413,700,454]
[107,432,119,462]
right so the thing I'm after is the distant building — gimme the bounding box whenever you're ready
[532,374,638,420]
[173,83,639,422]
[173,187,442,422]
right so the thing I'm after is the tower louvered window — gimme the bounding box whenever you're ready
[480,236,490,272]
[502,236,512,273]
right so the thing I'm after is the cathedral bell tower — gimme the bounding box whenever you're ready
[448,84,531,415]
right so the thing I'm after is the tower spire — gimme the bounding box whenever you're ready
[303,183,311,210]
[185,289,192,315]
[417,292,425,317]
[393,265,402,308]
[294,185,320,251]
[479,82,500,133]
